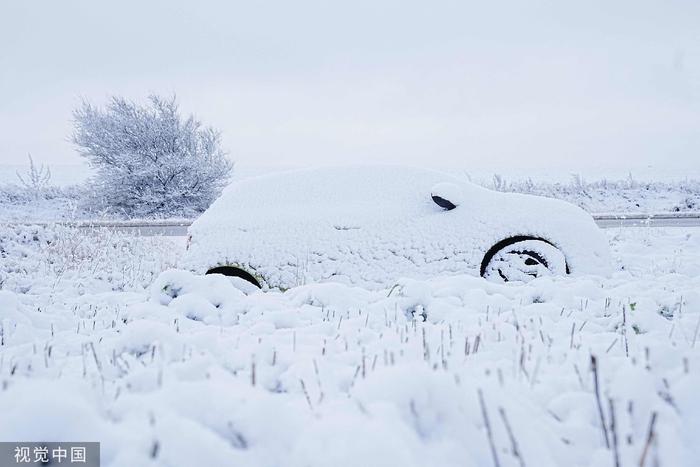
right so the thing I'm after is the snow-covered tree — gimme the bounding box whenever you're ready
[72,95,233,217]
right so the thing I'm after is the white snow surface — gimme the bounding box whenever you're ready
[0,223,699,466]
[183,166,611,289]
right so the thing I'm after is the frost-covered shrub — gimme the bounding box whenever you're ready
[485,174,700,213]
[0,183,85,211]
[72,95,233,218]
[0,185,89,223]
[15,154,51,201]
[0,224,179,293]
[673,196,698,212]
[0,155,86,220]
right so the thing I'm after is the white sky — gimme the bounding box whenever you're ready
[1,0,699,172]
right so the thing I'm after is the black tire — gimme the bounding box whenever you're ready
[481,237,568,283]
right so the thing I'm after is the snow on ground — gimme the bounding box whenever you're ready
[1,224,699,466]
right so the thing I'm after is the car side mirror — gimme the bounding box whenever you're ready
[430,182,462,211]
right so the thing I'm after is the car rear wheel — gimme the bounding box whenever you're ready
[206,266,262,288]
[481,237,568,283]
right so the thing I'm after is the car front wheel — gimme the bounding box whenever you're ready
[481,237,568,283]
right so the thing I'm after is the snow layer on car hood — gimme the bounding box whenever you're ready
[183,166,611,289]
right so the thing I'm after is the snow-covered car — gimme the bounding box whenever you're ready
[181,166,611,290]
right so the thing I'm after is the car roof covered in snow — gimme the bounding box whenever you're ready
[208,165,484,223]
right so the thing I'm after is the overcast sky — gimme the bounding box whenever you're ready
[1,0,698,172]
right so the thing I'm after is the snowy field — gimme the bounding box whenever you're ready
[0,224,699,466]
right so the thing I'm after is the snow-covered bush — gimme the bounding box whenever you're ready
[0,183,87,222]
[487,174,700,214]
[0,156,89,222]
[72,95,233,218]
[0,224,179,293]
[15,154,51,201]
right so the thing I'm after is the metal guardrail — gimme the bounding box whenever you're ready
[2,213,700,236]
[592,212,700,220]
[592,213,700,229]
[17,219,194,228]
